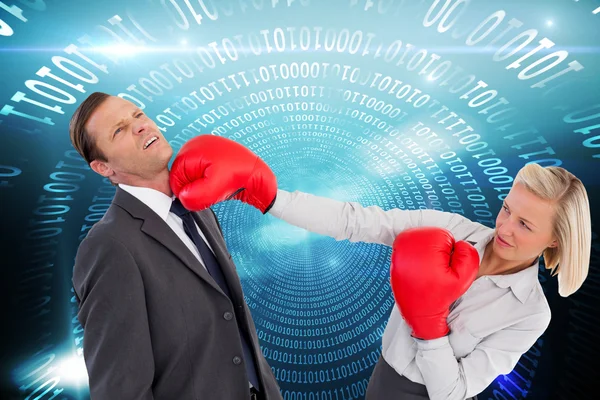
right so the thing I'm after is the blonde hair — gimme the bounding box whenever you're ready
[514,163,592,297]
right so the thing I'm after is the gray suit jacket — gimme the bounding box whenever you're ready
[73,187,282,399]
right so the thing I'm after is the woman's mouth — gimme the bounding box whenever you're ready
[496,235,512,247]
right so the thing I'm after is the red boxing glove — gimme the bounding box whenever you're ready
[390,227,479,340]
[169,135,277,213]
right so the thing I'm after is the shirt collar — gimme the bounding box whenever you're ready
[118,183,175,222]
[471,230,541,304]
[487,262,540,304]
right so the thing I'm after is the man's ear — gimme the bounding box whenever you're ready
[90,160,114,179]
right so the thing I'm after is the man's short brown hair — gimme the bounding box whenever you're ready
[69,91,111,165]
[70,92,119,186]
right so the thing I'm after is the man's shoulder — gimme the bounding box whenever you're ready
[200,207,223,235]
[78,205,137,249]
[77,225,128,258]
[191,206,220,225]
[193,206,218,218]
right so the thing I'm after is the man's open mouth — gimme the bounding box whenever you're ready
[144,136,158,150]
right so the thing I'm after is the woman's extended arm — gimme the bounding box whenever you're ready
[268,189,470,247]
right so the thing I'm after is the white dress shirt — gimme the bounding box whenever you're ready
[268,189,552,400]
[118,183,215,269]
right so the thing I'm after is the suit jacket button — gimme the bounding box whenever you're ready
[233,356,242,365]
[224,312,233,320]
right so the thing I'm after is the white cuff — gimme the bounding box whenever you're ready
[267,189,291,218]
[413,335,450,350]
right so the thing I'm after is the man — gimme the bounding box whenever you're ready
[69,92,282,399]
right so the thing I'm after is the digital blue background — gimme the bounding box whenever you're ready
[1,0,599,399]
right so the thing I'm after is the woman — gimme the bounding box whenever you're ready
[267,163,592,400]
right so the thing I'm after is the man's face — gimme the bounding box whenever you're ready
[493,182,558,262]
[87,96,173,185]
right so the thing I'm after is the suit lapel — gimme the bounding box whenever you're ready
[112,187,225,297]
[142,216,227,296]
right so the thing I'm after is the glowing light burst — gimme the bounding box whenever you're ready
[54,354,89,387]
[13,351,89,396]
[94,43,143,56]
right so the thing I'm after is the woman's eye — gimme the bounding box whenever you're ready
[136,113,143,117]
[114,127,122,135]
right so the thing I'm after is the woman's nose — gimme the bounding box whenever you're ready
[499,219,518,236]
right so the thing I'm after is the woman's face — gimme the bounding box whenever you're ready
[493,182,558,263]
